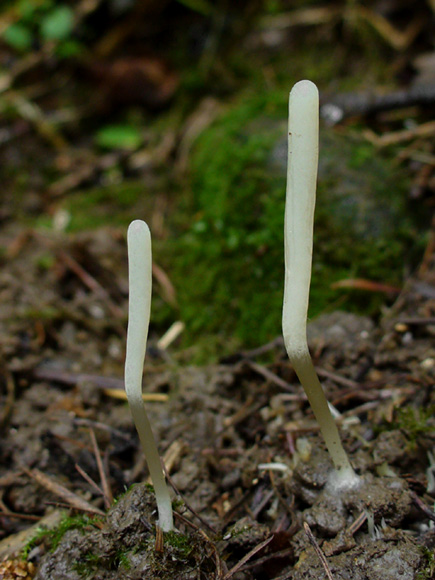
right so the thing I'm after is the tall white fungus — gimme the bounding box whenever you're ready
[282,81,359,488]
[125,219,174,531]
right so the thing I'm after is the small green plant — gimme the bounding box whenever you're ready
[165,530,194,558]
[73,547,132,578]
[391,405,435,446]
[3,1,80,58]
[73,551,101,579]
[95,125,143,151]
[416,546,435,580]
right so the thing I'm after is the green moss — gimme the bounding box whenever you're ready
[164,530,194,558]
[34,180,147,232]
[416,546,435,580]
[73,552,101,579]
[72,545,133,578]
[154,90,423,359]
[21,513,101,559]
[389,406,435,447]
[157,91,287,357]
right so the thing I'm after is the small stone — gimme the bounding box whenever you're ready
[421,358,435,370]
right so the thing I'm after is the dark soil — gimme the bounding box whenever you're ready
[0,222,434,579]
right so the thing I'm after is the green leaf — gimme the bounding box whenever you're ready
[3,23,33,51]
[18,0,37,20]
[95,125,143,150]
[55,39,83,59]
[40,6,74,41]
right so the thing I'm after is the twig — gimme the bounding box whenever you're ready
[245,360,296,392]
[239,547,294,572]
[151,262,178,307]
[222,396,267,432]
[397,317,435,326]
[58,250,124,319]
[32,367,168,402]
[347,511,367,535]
[303,522,335,580]
[72,417,131,441]
[154,526,164,553]
[157,321,185,350]
[331,278,401,294]
[89,429,113,508]
[0,490,41,523]
[315,368,359,390]
[354,6,423,51]
[240,337,284,359]
[25,468,104,516]
[223,536,273,580]
[75,463,104,497]
[411,492,435,523]
[103,389,168,403]
[166,469,217,536]
[363,120,435,148]
[251,488,275,520]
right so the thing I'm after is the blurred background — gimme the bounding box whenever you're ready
[0,0,434,363]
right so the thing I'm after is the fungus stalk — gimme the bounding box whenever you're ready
[282,80,359,488]
[125,219,174,532]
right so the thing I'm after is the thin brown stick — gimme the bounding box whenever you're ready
[73,417,131,440]
[240,337,284,358]
[397,317,435,326]
[58,250,124,319]
[364,120,435,147]
[75,464,104,497]
[347,511,367,535]
[411,492,435,523]
[89,429,113,508]
[316,368,359,390]
[165,468,217,535]
[223,536,273,580]
[245,360,296,392]
[0,510,41,521]
[25,468,104,516]
[331,278,401,294]
[154,526,164,553]
[0,493,41,523]
[303,522,335,580]
[32,368,168,402]
[239,547,294,571]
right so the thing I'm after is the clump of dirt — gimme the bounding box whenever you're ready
[286,447,423,579]
[35,483,218,580]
